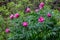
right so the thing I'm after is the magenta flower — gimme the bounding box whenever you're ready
[38,16,44,22]
[22,22,28,27]
[25,7,31,13]
[35,9,39,12]
[39,2,44,9]
[5,28,10,33]
[10,14,14,19]
[14,13,20,18]
[47,13,51,17]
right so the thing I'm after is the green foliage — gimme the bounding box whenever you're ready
[0,0,60,40]
[6,6,60,40]
[0,6,10,17]
[0,15,7,40]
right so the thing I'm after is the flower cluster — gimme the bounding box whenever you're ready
[10,13,20,19]
[6,2,52,33]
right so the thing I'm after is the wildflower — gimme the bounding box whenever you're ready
[35,9,39,12]
[39,2,44,9]
[10,14,14,19]
[22,22,28,27]
[14,13,20,18]
[47,13,51,17]
[5,28,10,33]
[38,16,44,22]
[25,7,31,13]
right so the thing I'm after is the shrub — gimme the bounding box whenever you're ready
[0,0,60,40]
[6,4,60,40]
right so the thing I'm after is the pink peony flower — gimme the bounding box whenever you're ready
[39,2,44,9]
[47,13,51,17]
[39,6,43,9]
[35,9,39,12]
[14,13,20,18]
[22,22,28,27]
[38,16,44,22]
[25,7,31,13]
[5,28,10,33]
[10,14,14,19]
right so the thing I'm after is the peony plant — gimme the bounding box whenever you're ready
[4,2,60,40]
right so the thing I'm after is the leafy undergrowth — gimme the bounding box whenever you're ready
[0,1,60,40]
[7,5,60,40]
